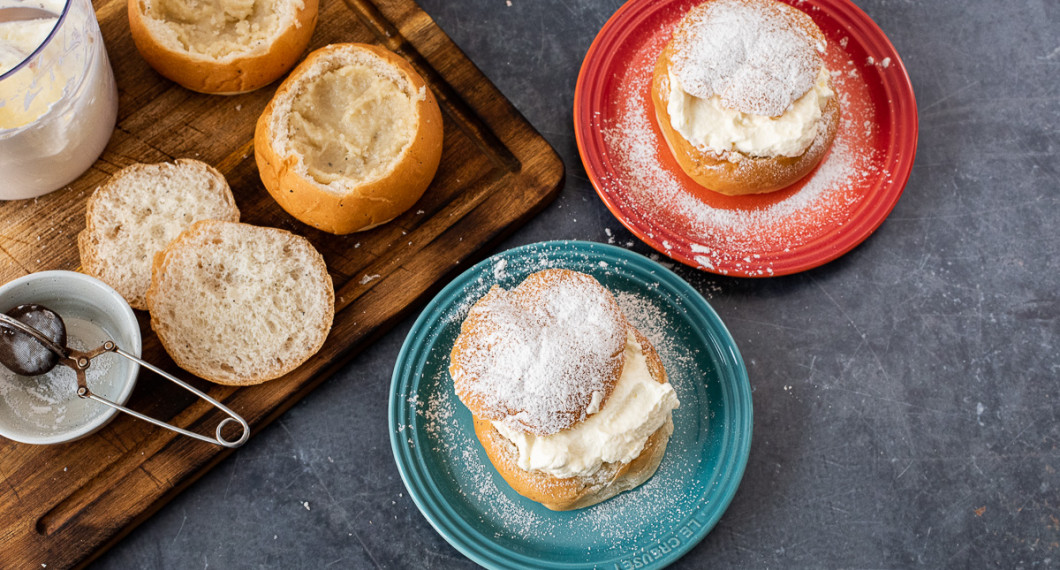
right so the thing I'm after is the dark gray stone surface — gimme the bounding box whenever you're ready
[92,0,1059,568]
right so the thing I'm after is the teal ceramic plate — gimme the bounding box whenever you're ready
[390,241,751,569]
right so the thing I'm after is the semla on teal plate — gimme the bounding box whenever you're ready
[390,241,752,569]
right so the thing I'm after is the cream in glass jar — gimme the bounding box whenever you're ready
[0,0,118,199]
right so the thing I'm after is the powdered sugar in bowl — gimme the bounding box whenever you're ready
[0,271,140,444]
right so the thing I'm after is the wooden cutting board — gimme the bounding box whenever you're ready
[0,0,563,566]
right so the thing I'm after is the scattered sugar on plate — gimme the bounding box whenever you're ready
[593,17,881,275]
[670,0,823,117]
[492,258,508,280]
[411,263,716,550]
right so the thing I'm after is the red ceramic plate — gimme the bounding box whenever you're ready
[575,0,918,277]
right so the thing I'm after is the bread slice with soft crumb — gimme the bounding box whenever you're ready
[146,220,334,385]
[79,159,240,310]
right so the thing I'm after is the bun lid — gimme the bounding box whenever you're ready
[450,269,628,436]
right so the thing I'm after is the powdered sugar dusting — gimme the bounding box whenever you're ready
[492,258,508,280]
[415,368,552,537]
[615,291,697,376]
[596,12,881,276]
[409,267,717,548]
[0,318,121,434]
[450,270,625,435]
[671,0,823,116]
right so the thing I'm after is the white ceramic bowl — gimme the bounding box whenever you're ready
[0,271,140,444]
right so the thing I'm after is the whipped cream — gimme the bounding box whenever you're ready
[492,330,680,479]
[0,2,62,128]
[0,17,56,74]
[667,66,833,158]
[0,0,118,199]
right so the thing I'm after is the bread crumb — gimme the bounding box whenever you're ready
[302,501,311,510]
[359,274,381,285]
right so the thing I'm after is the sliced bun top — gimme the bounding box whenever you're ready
[450,269,627,436]
[146,220,334,385]
[669,0,826,117]
[78,159,239,310]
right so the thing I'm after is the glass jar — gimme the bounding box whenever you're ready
[0,0,118,199]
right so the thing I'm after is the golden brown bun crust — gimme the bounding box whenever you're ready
[650,10,840,195]
[474,326,673,510]
[255,43,444,234]
[128,0,318,94]
[450,269,627,435]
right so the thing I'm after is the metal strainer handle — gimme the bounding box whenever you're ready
[72,342,250,448]
[0,313,249,447]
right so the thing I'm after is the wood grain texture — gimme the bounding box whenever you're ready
[0,0,563,566]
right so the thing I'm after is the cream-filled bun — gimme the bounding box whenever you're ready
[450,269,680,510]
[651,0,839,195]
[128,0,318,94]
[255,43,444,234]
